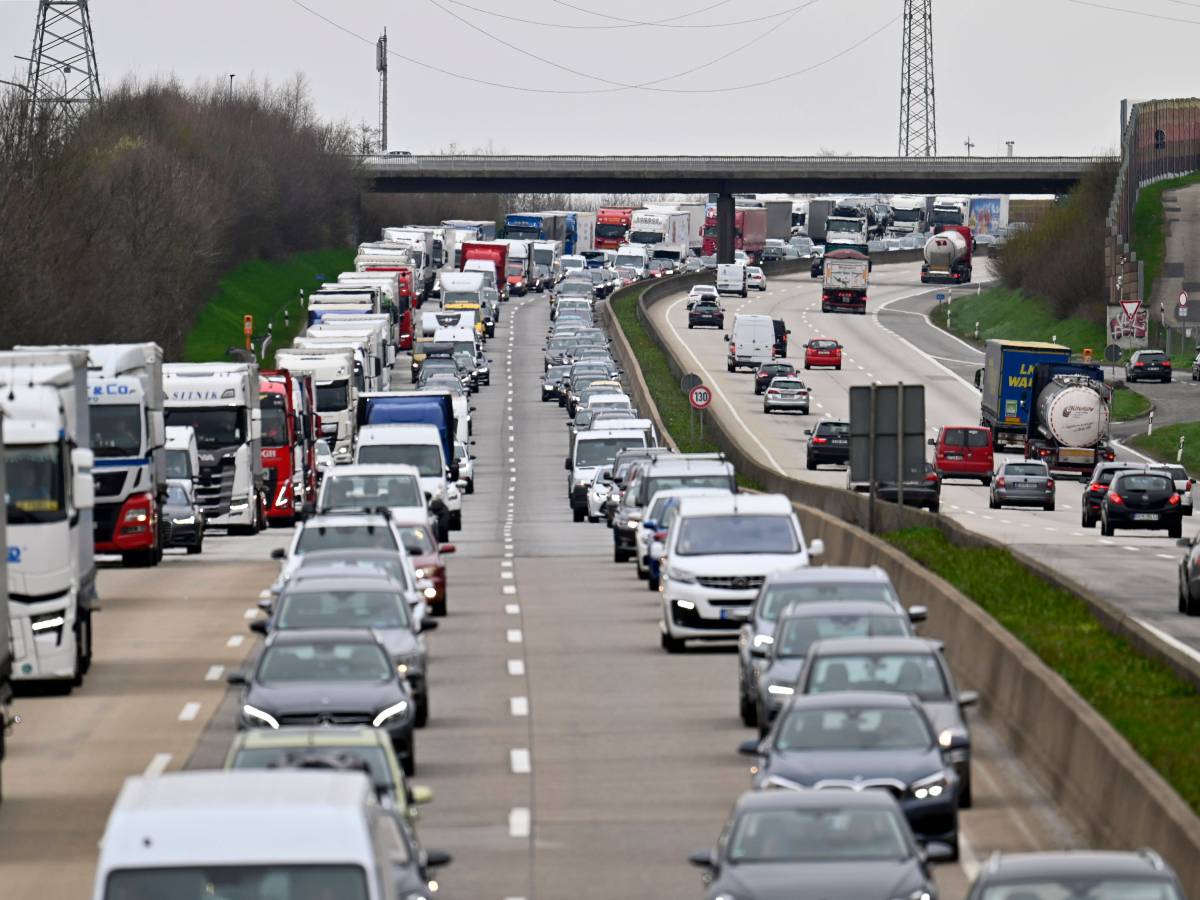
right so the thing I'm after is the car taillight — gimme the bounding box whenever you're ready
[767,389,780,395]
[1088,482,1102,493]
[1136,362,1145,367]
[1104,449,1116,461]
[1188,479,1194,491]
[1109,492,1124,505]
[653,530,667,541]
[925,472,939,483]
[995,476,1005,488]
[812,436,829,444]
[729,343,736,353]
[1039,448,1051,457]
[1046,478,1054,489]
[1164,360,1172,367]
[1170,493,1181,506]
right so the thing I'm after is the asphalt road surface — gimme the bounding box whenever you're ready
[0,288,1077,900]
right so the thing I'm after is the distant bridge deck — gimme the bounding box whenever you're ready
[359,154,1116,195]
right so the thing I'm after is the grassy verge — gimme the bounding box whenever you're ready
[888,527,1200,815]
[1110,385,1152,422]
[1133,170,1200,305]
[1130,422,1200,470]
[930,286,1106,356]
[184,248,354,366]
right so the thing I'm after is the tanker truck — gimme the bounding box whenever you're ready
[920,225,973,284]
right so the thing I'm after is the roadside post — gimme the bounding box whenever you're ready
[243,314,254,352]
[1179,434,1186,463]
[681,373,703,443]
[1148,410,1155,437]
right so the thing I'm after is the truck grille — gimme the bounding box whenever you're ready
[93,470,126,498]
[697,575,765,591]
[93,501,120,544]
[196,459,236,517]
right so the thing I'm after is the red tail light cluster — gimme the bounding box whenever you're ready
[995,476,1006,488]
[1170,493,1182,506]
[1046,479,1055,489]
[1088,482,1103,493]
[812,436,829,444]
[1108,492,1124,505]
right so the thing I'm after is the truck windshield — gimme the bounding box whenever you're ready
[105,866,370,900]
[323,474,423,509]
[892,208,922,222]
[628,230,662,244]
[89,404,142,457]
[507,227,539,240]
[164,408,245,449]
[930,208,963,226]
[595,223,627,239]
[5,443,66,524]
[315,380,350,413]
[259,394,289,448]
[532,248,555,265]
[506,261,524,275]
[443,291,480,304]
[357,444,443,477]
[575,437,646,469]
[165,449,192,480]
[615,254,643,269]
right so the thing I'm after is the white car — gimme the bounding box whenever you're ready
[687,284,719,304]
[655,494,823,653]
[453,441,475,494]
[588,467,615,522]
[746,266,767,291]
[317,463,429,523]
[636,487,731,583]
[269,511,412,590]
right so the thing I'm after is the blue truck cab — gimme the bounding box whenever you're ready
[977,340,1072,444]
[357,392,456,467]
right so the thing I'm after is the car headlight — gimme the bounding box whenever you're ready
[414,568,426,579]
[909,771,952,800]
[752,633,774,649]
[666,566,695,584]
[890,890,934,900]
[395,653,423,676]
[243,704,279,729]
[172,515,195,526]
[938,728,967,749]
[766,683,794,697]
[373,700,410,727]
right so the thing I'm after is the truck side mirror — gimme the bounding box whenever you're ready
[973,369,983,389]
[71,447,95,511]
[565,457,573,470]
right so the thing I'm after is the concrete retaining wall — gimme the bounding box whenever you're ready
[604,267,1200,895]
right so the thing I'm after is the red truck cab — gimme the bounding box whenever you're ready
[259,370,309,526]
[364,264,418,349]
[460,240,509,301]
[596,207,638,250]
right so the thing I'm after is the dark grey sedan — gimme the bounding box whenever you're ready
[795,637,979,807]
[688,789,951,900]
[966,850,1185,900]
[229,628,417,774]
[989,460,1055,511]
[163,479,205,553]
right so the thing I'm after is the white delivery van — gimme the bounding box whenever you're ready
[716,263,748,297]
[355,423,461,538]
[725,314,776,371]
[164,425,199,483]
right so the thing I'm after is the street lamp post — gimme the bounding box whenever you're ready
[228,73,236,101]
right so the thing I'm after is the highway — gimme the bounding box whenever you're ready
[0,290,1079,900]
[646,263,1200,661]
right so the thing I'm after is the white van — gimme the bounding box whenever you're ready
[716,263,748,297]
[164,425,199,483]
[725,313,776,371]
[93,770,403,900]
[355,422,461,536]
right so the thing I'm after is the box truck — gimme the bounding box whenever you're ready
[275,349,357,465]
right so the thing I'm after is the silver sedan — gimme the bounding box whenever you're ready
[763,377,811,414]
[989,460,1055,511]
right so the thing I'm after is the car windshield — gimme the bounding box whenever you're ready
[728,807,910,863]
[760,365,793,376]
[558,282,592,296]
[166,483,190,506]
[808,652,949,701]
[810,340,838,351]
[322,474,422,510]
[295,524,399,554]
[1115,474,1173,492]
[277,589,409,630]
[676,514,800,556]
[165,448,191,480]
[257,640,393,683]
[776,613,909,658]
[314,380,350,413]
[978,880,1182,900]
[397,525,436,555]
[1004,464,1048,477]
[759,582,898,620]
[103,865,370,900]
[357,444,442,477]
[230,745,393,791]
[1139,353,1167,362]
[943,428,989,448]
[775,706,931,751]
[576,437,646,468]
[164,408,245,449]
[90,404,142,457]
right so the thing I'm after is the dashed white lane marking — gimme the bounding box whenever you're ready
[1000,519,1012,525]
[1157,553,1177,560]
[505,603,521,615]
[501,560,513,567]
[507,658,526,676]
[1061,504,1072,510]
[501,571,514,580]
[1072,532,1085,537]
[866,372,874,379]
[144,753,172,777]
[510,696,529,717]
[857,365,864,370]
[226,635,245,648]
[506,628,523,643]
[505,551,515,558]
[510,748,531,774]
[178,702,201,722]
[509,807,531,837]
[503,585,517,595]
[1123,546,1139,552]
[1100,539,1115,545]
[1044,527,1057,532]
[964,510,976,516]
[958,830,981,883]
[205,665,225,681]
[242,608,258,619]
[981,515,992,520]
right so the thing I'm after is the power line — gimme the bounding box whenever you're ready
[427,0,814,90]
[545,0,736,25]
[286,0,896,96]
[440,0,807,30]
[1064,0,1200,24]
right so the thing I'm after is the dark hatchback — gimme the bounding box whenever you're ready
[1100,470,1182,538]
[1126,349,1172,383]
[688,299,725,329]
[966,850,1185,900]
[875,463,942,513]
[754,361,798,395]
[1081,462,1146,528]
[806,419,849,470]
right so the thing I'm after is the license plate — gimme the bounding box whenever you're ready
[783,392,798,398]
[946,453,963,460]
[719,608,745,619]
[1133,513,1159,521]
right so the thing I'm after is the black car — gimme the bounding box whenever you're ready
[687,299,725,329]
[795,636,979,806]
[805,419,849,470]
[542,364,570,402]
[772,318,790,358]
[229,628,418,774]
[163,479,205,554]
[688,789,951,900]
[966,851,1185,900]
[1081,462,1146,528]
[810,255,824,278]
[1100,469,1183,538]
[875,463,942,513]
[754,361,797,395]
[742,692,960,854]
[1126,349,1172,383]
[1179,532,1200,615]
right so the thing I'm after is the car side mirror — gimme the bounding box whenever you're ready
[687,849,717,869]
[439,543,457,554]
[958,690,980,708]
[226,672,247,686]
[424,849,453,868]
[907,605,928,623]
[807,538,824,558]
[723,334,730,342]
[420,619,439,632]
[270,547,287,560]
[921,841,958,865]
[410,785,434,805]
[737,738,764,757]
[1178,537,1192,547]
[927,438,937,446]
[257,598,273,613]
[565,457,572,470]
[804,429,812,436]
[249,619,268,636]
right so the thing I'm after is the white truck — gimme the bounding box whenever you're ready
[887,195,928,235]
[377,229,437,295]
[530,240,560,291]
[629,210,692,251]
[669,202,706,254]
[0,418,12,787]
[931,195,971,229]
[307,319,392,385]
[163,363,264,535]
[0,349,97,690]
[295,334,380,394]
[275,348,357,464]
[614,243,650,277]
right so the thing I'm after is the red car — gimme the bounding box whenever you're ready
[804,338,842,370]
[395,518,456,617]
[930,425,994,484]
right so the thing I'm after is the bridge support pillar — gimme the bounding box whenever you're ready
[717,192,735,264]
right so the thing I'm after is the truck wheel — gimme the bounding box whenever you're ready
[1043,502,1055,512]
[727,362,735,372]
[573,508,585,523]
[989,496,1000,509]
[688,323,694,329]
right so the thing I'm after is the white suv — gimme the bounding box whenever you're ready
[655,494,823,653]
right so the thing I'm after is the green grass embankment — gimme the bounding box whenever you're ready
[1133,171,1200,306]
[888,527,1200,815]
[930,286,1106,355]
[1110,385,1152,422]
[185,248,354,366]
[1130,422,1200,471]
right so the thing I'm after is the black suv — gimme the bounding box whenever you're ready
[687,299,724,329]
[805,419,850,469]
[1126,349,1172,383]
[1081,461,1145,527]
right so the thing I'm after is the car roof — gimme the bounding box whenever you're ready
[266,627,386,646]
[677,493,793,517]
[764,566,891,587]
[809,636,938,655]
[779,600,905,620]
[578,428,645,440]
[280,576,400,594]
[734,786,897,812]
[299,513,396,529]
[783,690,920,711]
[815,418,849,427]
[323,464,421,478]
[646,458,732,475]
[983,850,1173,881]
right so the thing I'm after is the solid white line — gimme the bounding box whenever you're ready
[505,603,521,615]
[507,628,523,643]
[144,753,172,777]
[509,807,531,838]
[510,748,531,774]
[1112,438,1156,463]
[510,696,529,717]
[226,635,244,648]
[204,665,225,682]
[178,702,201,722]
[507,658,526,676]
[958,828,981,883]
[1135,617,1200,665]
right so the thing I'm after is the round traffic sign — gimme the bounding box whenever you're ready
[1181,290,1189,308]
[680,372,703,393]
[689,384,713,410]
[1104,343,1122,363]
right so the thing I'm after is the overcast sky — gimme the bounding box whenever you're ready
[0,0,1195,156]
